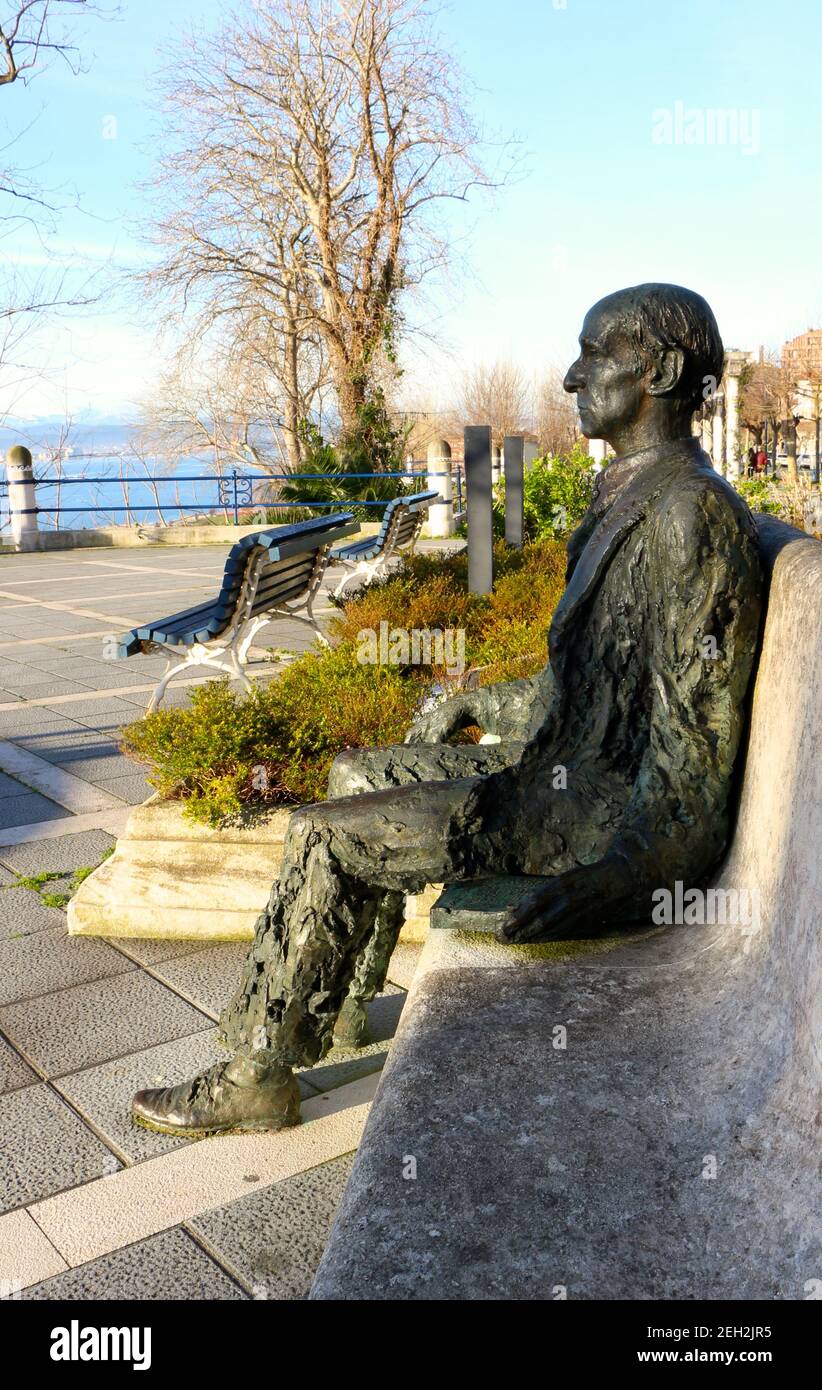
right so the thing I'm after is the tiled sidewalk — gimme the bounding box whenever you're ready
[0,543,427,1299]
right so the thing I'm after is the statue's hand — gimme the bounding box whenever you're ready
[497,864,628,944]
[403,695,471,745]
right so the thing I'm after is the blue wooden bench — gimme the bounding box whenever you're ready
[118,513,357,711]
[330,491,439,598]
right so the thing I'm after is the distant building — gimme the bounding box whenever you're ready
[401,411,538,466]
[782,328,822,380]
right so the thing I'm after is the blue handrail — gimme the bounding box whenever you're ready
[0,463,464,532]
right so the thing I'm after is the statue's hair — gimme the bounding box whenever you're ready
[598,283,725,413]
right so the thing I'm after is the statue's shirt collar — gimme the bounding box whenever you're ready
[555,436,708,656]
[592,437,702,517]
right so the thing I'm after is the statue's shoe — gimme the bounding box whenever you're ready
[332,997,371,1050]
[131,1061,301,1137]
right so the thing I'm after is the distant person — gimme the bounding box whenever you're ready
[747,447,757,477]
[755,449,767,474]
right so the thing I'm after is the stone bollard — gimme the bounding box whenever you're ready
[4,445,38,552]
[503,434,524,549]
[465,425,493,595]
[425,438,454,538]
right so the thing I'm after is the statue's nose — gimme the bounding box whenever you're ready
[564,361,582,394]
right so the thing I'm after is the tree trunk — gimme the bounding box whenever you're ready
[333,359,367,441]
[282,324,301,472]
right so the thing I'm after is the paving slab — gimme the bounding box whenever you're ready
[54,753,132,783]
[0,772,31,797]
[0,1208,69,1291]
[0,927,135,1006]
[0,828,115,876]
[0,709,90,738]
[0,1083,120,1212]
[0,741,127,814]
[107,936,214,966]
[150,943,251,1018]
[94,773,154,804]
[0,886,72,940]
[0,680,97,700]
[26,1227,247,1300]
[0,969,210,1076]
[190,1153,355,1299]
[0,793,71,831]
[13,730,116,760]
[0,1036,38,1094]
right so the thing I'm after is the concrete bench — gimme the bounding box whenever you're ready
[311,515,821,1300]
[117,513,357,711]
[330,491,439,598]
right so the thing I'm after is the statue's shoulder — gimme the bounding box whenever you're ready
[654,450,758,546]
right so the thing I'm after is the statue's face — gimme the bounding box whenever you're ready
[564,300,647,441]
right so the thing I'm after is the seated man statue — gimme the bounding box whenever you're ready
[132,283,763,1136]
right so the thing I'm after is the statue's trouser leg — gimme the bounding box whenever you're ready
[327,742,522,1024]
[218,776,507,1070]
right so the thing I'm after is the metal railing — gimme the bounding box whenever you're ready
[0,459,465,537]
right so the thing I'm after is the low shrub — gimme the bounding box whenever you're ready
[733,473,819,532]
[120,539,566,825]
[517,441,598,541]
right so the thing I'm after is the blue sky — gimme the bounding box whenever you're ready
[2,0,821,420]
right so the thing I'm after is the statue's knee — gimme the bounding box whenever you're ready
[327,750,358,798]
[328,748,377,798]
[285,805,314,844]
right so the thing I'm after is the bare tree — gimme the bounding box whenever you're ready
[0,0,98,87]
[456,359,530,446]
[533,367,578,456]
[738,355,792,472]
[135,317,337,481]
[143,0,502,456]
[0,2,112,411]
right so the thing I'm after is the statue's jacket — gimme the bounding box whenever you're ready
[472,437,764,914]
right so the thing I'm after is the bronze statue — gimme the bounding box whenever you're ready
[132,284,763,1136]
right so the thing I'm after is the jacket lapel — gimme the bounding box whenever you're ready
[549,441,710,665]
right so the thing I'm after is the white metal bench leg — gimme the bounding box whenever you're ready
[333,557,389,599]
[333,563,360,599]
[145,642,254,712]
[237,615,272,663]
[146,659,179,715]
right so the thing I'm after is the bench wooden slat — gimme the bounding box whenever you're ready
[250,565,316,608]
[254,551,317,589]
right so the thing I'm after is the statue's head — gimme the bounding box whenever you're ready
[564,283,724,453]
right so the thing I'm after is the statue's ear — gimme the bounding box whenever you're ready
[646,347,685,397]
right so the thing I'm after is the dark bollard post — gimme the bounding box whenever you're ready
[504,434,524,548]
[464,425,493,594]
